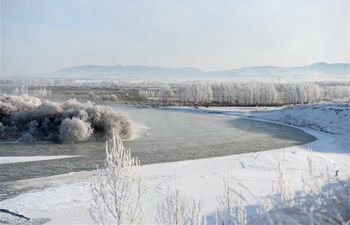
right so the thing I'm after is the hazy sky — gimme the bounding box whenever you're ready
[1,0,349,75]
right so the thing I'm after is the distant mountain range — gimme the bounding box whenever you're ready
[208,62,350,81]
[48,62,349,81]
[51,64,204,80]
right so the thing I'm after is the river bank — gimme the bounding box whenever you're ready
[0,103,349,224]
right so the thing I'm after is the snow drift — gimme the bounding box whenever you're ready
[0,95,132,143]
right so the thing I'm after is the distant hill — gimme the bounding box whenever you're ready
[46,62,349,81]
[208,62,350,81]
[54,65,204,80]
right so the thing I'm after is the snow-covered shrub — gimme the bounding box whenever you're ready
[317,179,350,224]
[302,150,321,204]
[214,150,349,225]
[89,133,148,225]
[216,176,246,225]
[157,187,188,225]
[0,95,132,143]
[110,94,118,101]
[101,94,118,101]
[84,103,132,138]
[248,150,349,225]
[0,95,41,115]
[188,199,206,225]
[157,185,206,225]
[276,155,294,206]
[59,118,93,142]
[88,91,102,102]
[249,179,350,225]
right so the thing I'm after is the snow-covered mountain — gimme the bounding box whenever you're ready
[48,62,349,81]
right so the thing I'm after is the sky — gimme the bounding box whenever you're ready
[1,0,349,76]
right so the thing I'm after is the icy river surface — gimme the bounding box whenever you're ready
[0,105,315,200]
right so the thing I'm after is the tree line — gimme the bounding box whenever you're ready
[139,81,350,106]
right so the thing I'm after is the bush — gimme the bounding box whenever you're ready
[59,118,93,142]
[0,95,132,143]
[89,133,148,225]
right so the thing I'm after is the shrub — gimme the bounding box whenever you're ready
[59,118,93,142]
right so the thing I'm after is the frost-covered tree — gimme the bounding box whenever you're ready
[171,81,334,106]
[89,133,148,225]
[176,83,192,106]
[319,82,350,101]
[160,84,174,104]
[190,82,213,105]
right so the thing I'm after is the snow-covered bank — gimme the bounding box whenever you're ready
[0,155,81,165]
[0,104,349,224]
[253,104,350,135]
[169,104,350,135]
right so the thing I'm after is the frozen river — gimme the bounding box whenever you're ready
[0,105,315,200]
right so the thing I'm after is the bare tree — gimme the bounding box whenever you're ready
[89,131,148,225]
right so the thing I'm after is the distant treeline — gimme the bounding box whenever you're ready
[1,79,349,106]
[139,81,350,106]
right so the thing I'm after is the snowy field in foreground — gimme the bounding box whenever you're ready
[0,104,349,224]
